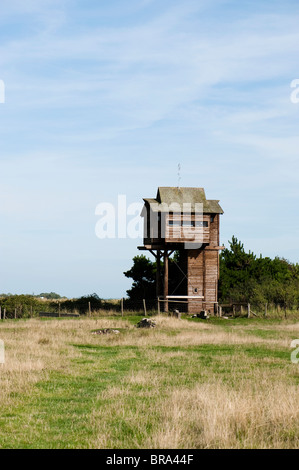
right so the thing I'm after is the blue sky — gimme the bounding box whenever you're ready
[0,0,299,298]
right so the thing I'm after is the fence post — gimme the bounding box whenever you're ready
[143,299,147,316]
[248,303,250,318]
[265,303,267,318]
[58,302,61,318]
[157,298,160,315]
[30,305,33,317]
[14,308,17,319]
[121,298,124,317]
[219,305,222,317]
[3,309,6,320]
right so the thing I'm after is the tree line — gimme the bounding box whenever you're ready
[1,236,298,316]
[219,236,299,308]
[0,293,110,317]
[124,236,299,309]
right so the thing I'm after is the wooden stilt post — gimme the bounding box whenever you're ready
[215,302,218,316]
[248,303,251,318]
[156,250,161,299]
[143,299,147,316]
[121,298,124,317]
[157,297,160,315]
[203,250,206,312]
[164,250,169,313]
[215,280,218,315]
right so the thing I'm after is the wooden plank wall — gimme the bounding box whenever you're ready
[209,214,219,246]
[165,214,210,244]
[187,249,204,313]
[142,209,221,315]
[186,247,219,313]
[204,249,218,309]
[187,249,204,297]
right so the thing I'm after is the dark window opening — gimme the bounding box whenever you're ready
[168,220,208,227]
[195,221,208,227]
[182,221,195,227]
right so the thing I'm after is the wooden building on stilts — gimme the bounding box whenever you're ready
[138,187,224,314]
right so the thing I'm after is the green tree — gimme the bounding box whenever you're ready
[219,236,299,307]
[124,255,156,300]
[125,240,299,308]
[60,293,102,314]
[38,292,62,299]
[124,251,187,301]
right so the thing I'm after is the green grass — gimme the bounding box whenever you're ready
[0,315,298,448]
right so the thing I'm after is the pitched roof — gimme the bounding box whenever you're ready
[143,187,223,214]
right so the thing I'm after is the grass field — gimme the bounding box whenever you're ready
[0,314,298,449]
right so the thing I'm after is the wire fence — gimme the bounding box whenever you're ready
[0,299,298,320]
[0,298,184,319]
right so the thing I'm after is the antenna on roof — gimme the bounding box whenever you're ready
[177,163,181,188]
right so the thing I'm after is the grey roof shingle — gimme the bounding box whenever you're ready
[143,187,223,214]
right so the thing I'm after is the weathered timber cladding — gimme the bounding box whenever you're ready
[187,249,204,299]
[165,214,210,244]
[205,249,218,305]
[209,214,219,246]
[139,187,223,315]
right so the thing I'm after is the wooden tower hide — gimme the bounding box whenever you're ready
[138,187,224,314]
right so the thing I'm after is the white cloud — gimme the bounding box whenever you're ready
[1,1,299,294]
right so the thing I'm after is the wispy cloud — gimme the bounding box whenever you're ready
[1,0,299,295]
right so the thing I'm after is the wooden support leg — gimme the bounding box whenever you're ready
[164,250,169,313]
[156,250,161,298]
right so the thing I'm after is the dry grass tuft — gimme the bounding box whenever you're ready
[0,316,298,449]
[146,380,299,449]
